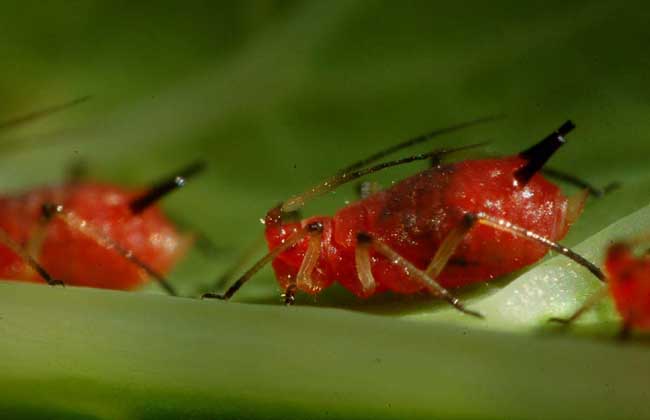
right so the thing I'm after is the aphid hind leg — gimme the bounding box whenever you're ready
[473,212,606,282]
[41,203,178,295]
[356,232,483,318]
[0,228,62,286]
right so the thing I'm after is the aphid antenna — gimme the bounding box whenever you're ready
[0,95,92,132]
[42,203,178,295]
[281,142,489,213]
[339,114,505,174]
[514,120,575,185]
[340,114,504,174]
[129,160,206,214]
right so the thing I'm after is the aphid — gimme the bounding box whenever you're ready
[552,239,650,337]
[0,99,198,295]
[205,119,606,316]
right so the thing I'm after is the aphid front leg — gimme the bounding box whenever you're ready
[356,232,483,318]
[203,227,310,301]
[0,228,62,286]
[281,221,325,306]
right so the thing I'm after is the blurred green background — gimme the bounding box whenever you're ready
[2,2,650,419]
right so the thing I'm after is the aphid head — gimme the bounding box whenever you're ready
[514,121,575,185]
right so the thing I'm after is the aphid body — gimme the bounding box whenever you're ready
[266,154,581,297]
[0,182,187,290]
[0,98,199,294]
[605,242,650,330]
[210,120,606,315]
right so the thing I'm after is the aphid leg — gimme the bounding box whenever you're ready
[354,233,377,295]
[0,228,62,286]
[209,211,306,296]
[41,203,178,295]
[283,283,297,306]
[548,286,609,325]
[618,322,632,341]
[129,160,206,214]
[296,222,324,294]
[356,232,483,318]
[474,212,606,282]
[203,228,311,301]
[425,214,478,279]
[542,167,620,198]
[210,237,267,291]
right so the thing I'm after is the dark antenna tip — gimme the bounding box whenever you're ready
[129,160,207,214]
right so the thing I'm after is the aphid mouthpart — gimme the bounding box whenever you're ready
[129,160,206,214]
[514,120,575,185]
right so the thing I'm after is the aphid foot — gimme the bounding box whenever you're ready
[547,317,570,324]
[202,292,227,300]
[461,307,484,319]
[50,279,65,287]
[282,285,297,306]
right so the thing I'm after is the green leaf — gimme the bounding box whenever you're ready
[1,2,650,419]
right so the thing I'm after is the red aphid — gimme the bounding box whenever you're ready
[605,242,650,330]
[208,120,605,316]
[0,98,196,294]
[0,182,189,291]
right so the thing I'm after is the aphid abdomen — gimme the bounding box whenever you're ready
[38,184,187,289]
[436,156,573,286]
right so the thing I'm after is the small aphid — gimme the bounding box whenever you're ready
[205,118,608,316]
[552,240,650,337]
[0,99,200,295]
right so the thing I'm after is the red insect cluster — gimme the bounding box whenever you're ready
[206,120,605,316]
